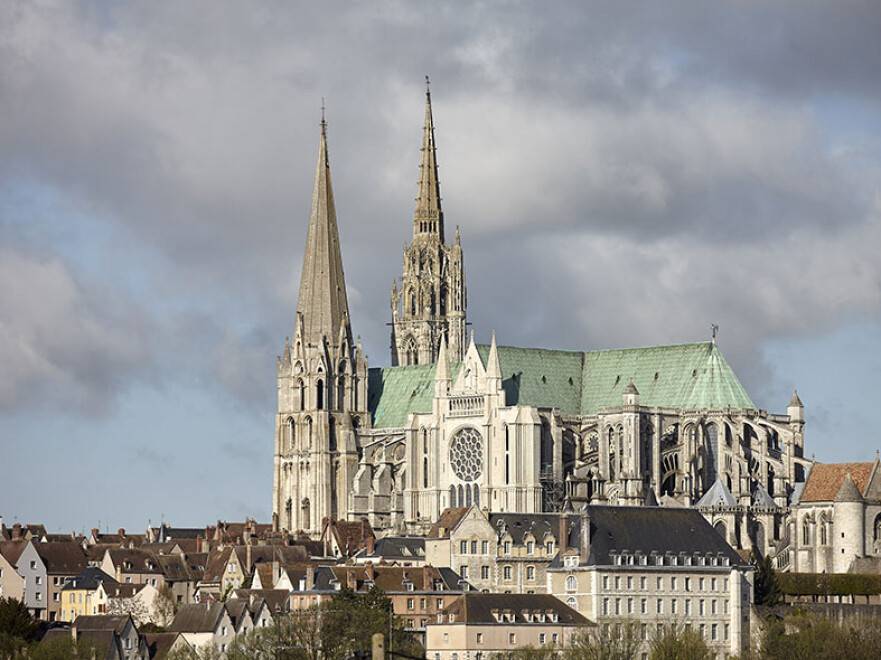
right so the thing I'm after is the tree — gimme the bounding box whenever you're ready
[492,646,558,660]
[563,623,641,660]
[751,551,781,606]
[759,613,881,660]
[650,625,712,660]
[0,597,37,642]
[153,584,178,628]
[28,636,103,660]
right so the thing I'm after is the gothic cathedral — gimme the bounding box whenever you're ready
[273,83,810,564]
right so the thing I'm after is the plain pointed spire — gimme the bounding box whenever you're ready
[295,113,352,349]
[487,331,502,382]
[413,75,444,241]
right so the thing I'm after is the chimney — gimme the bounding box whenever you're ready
[366,533,376,555]
[90,527,99,540]
[423,566,433,591]
[12,523,22,541]
[346,569,356,590]
[558,515,567,554]
[366,561,375,581]
[579,509,591,565]
[271,560,281,586]
[117,528,125,538]
[306,565,315,591]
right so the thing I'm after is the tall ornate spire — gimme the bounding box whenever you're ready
[295,113,352,348]
[413,75,444,242]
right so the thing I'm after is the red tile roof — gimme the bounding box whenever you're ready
[800,462,876,502]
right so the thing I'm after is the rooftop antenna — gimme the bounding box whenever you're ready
[711,324,719,344]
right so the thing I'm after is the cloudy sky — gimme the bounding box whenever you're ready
[2,1,880,532]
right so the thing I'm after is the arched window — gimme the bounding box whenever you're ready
[316,380,324,410]
[329,417,336,452]
[802,519,810,545]
[608,428,617,482]
[713,521,727,542]
[337,363,346,410]
[473,484,480,508]
[874,514,881,543]
[287,417,296,452]
[450,485,457,507]
[296,379,305,412]
[566,597,577,608]
[403,336,418,366]
[566,575,577,591]
[305,417,313,450]
[301,498,311,530]
[820,519,828,546]
[408,289,416,316]
[422,428,430,489]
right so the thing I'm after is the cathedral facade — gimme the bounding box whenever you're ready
[272,84,811,560]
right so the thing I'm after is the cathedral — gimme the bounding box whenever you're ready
[272,83,810,559]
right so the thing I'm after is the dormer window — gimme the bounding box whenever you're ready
[404,582,414,592]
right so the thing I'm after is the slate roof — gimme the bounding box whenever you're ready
[33,542,89,574]
[553,506,745,567]
[0,540,27,566]
[168,603,226,633]
[695,478,738,508]
[800,462,876,502]
[143,632,187,660]
[61,567,117,591]
[368,341,754,428]
[362,536,425,560]
[427,508,469,538]
[74,630,121,660]
[835,473,863,502]
[300,565,465,593]
[73,614,131,634]
[490,513,564,545]
[106,549,162,574]
[232,589,290,614]
[441,593,590,625]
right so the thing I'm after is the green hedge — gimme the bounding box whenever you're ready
[778,573,881,596]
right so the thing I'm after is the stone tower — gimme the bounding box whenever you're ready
[273,116,368,535]
[390,79,467,366]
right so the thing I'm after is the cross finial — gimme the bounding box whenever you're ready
[711,323,719,343]
[320,97,327,133]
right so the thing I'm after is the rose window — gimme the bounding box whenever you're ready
[449,427,483,482]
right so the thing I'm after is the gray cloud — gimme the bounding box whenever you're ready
[1,0,880,419]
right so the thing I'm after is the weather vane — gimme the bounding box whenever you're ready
[711,323,720,343]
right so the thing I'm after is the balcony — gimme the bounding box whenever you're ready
[449,395,484,417]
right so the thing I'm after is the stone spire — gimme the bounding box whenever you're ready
[295,115,351,349]
[435,334,451,397]
[486,331,502,383]
[413,75,444,242]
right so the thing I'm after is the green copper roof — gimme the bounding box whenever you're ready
[580,341,755,414]
[367,341,754,428]
[477,345,584,415]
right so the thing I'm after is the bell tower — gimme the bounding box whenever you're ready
[390,78,467,366]
[273,112,368,535]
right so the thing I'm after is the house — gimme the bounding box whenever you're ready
[779,459,881,573]
[319,518,376,558]
[425,507,567,593]
[546,505,753,657]
[354,536,427,566]
[89,528,146,548]
[425,593,591,659]
[168,602,236,654]
[198,543,310,597]
[73,614,147,660]
[101,549,165,589]
[232,588,289,623]
[224,598,254,635]
[288,563,466,643]
[142,632,193,659]
[59,566,118,621]
[0,540,26,601]
[17,540,89,620]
